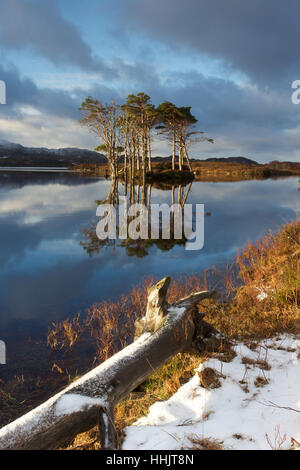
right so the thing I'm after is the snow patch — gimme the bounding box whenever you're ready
[123,334,300,450]
[168,306,186,317]
[55,394,106,416]
[257,290,268,301]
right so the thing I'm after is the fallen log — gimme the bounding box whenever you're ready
[0,276,225,450]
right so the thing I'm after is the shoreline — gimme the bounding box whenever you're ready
[0,160,299,182]
[0,166,69,172]
[69,161,300,184]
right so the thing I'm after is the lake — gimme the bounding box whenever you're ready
[0,168,300,426]
[0,169,299,397]
[0,170,299,333]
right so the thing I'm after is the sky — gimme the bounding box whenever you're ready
[1,0,300,162]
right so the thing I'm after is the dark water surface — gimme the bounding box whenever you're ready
[0,170,299,373]
[0,171,299,330]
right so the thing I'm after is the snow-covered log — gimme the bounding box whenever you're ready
[0,277,222,450]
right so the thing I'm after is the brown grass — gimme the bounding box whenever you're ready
[198,367,223,389]
[254,376,269,388]
[47,275,208,364]
[204,218,300,339]
[182,435,224,450]
[241,357,271,370]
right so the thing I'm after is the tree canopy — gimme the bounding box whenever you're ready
[79,93,213,178]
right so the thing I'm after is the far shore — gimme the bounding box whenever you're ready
[0,159,299,184]
[69,159,300,184]
[0,166,69,172]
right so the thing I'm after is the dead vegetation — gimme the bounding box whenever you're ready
[241,357,271,370]
[183,435,224,450]
[198,367,224,389]
[254,376,269,388]
[205,218,300,339]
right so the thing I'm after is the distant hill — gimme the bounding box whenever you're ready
[203,156,259,165]
[152,155,259,165]
[1,141,298,170]
[267,160,300,170]
[0,140,106,167]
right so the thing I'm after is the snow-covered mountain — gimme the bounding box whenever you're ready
[0,139,23,149]
[0,140,106,167]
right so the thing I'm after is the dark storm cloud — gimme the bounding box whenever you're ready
[0,3,300,162]
[0,0,115,76]
[1,61,300,161]
[0,63,126,125]
[153,71,297,131]
[0,64,78,119]
[114,69,300,161]
[119,0,300,86]
[0,58,164,121]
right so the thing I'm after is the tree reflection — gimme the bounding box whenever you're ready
[81,179,193,258]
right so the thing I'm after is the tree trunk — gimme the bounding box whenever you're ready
[178,145,183,171]
[0,278,223,450]
[148,129,152,172]
[183,145,192,172]
[172,129,176,170]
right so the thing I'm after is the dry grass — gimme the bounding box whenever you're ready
[204,218,300,339]
[254,376,269,388]
[265,425,287,450]
[182,435,224,450]
[241,357,271,371]
[47,275,208,364]
[198,367,224,389]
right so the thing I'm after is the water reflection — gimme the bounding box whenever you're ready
[0,171,298,333]
[81,180,194,258]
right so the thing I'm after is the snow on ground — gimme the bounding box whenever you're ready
[123,334,300,450]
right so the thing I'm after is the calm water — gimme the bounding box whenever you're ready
[0,170,299,337]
